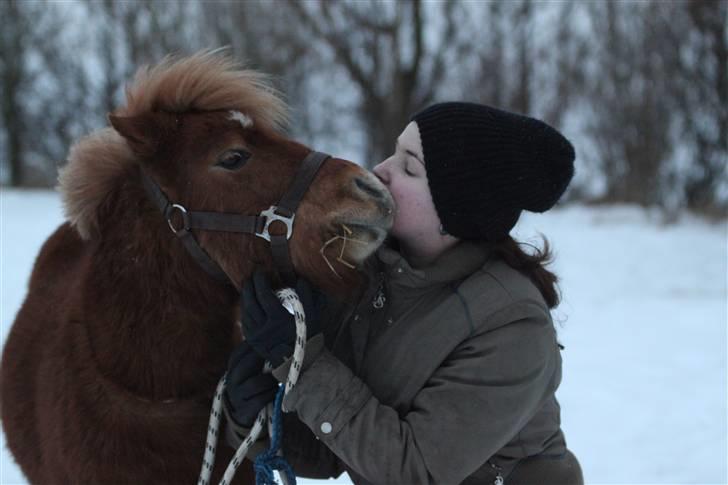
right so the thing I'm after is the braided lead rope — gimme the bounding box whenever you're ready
[198,288,306,485]
[278,288,307,397]
[198,376,227,485]
[264,400,294,485]
[266,288,304,485]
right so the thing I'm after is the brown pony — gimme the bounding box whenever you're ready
[0,52,393,484]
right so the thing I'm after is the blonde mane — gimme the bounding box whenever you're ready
[59,51,288,240]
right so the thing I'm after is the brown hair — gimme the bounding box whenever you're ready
[488,235,560,309]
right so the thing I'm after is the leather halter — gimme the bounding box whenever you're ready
[141,151,331,288]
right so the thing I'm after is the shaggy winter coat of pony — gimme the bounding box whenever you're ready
[0,51,392,484]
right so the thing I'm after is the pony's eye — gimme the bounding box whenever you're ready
[216,149,251,170]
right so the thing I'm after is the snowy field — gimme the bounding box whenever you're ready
[1,188,726,485]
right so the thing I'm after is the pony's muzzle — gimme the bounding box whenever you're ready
[354,176,389,202]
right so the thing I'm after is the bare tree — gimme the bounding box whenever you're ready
[461,1,588,127]
[88,0,197,116]
[198,1,309,129]
[0,0,30,185]
[585,1,675,206]
[676,0,727,212]
[284,0,468,166]
[512,0,533,115]
[583,0,727,211]
[538,1,589,128]
[1,1,92,186]
[1,0,725,215]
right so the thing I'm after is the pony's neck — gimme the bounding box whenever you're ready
[82,178,240,401]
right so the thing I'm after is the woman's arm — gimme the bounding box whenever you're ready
[280,412,347,479]
[274,300,560,484]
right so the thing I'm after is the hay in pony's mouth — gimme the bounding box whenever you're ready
[320,223,384,278]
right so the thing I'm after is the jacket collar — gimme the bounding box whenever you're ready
[375,240,491,290]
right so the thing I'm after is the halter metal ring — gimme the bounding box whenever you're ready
[256,206,295,242]
[166,204,190,236]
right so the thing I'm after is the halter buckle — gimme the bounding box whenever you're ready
[256,206,295,242]
[165,204,190,236]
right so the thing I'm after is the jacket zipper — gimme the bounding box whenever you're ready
[489,460,504,485]
[371,272,386,309]
[336,270,385,333]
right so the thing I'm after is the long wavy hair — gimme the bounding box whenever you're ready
[488,235,560,309]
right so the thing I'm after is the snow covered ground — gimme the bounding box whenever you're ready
[1,189,726,485]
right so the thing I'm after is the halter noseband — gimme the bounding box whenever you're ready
[141,151,331,288]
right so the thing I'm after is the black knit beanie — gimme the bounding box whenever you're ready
[410,102,575,241]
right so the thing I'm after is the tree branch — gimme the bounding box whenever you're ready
[285,0,377,100]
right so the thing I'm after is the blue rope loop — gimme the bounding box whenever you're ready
[254,386,296,485]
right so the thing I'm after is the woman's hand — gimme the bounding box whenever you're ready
[223,341,278,428]
[241,269,325,367]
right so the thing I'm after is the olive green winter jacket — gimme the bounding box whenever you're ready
[227,241,579,484]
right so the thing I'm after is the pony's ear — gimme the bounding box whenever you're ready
[108,112,175,158]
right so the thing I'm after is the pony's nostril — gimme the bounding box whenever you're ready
[354,177,385,200]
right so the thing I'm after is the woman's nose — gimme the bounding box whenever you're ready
[372,160,389,184]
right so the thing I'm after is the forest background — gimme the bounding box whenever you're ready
[1,0,726,218]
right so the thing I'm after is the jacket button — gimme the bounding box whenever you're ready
[396,267,403,274]
[353,314,360,321]
[386,317,394,326]
[320,422,332,434]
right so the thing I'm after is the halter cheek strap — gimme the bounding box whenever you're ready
[141,151,331,288]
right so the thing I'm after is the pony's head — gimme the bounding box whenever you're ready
[59,52,393,294]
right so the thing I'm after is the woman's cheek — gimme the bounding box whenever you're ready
[390,182,407,213]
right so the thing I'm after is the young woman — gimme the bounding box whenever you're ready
[224,102,583,484]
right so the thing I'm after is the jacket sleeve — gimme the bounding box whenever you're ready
[280,413,347,479]
[276,300,560,485]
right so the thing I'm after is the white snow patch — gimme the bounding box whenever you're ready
[1,191,726,484]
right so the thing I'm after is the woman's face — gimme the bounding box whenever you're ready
[373,122,442,244]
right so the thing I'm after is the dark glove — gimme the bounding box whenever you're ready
[223,341,279,428]
[241,269,326,367]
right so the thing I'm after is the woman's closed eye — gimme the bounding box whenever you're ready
[403,156,422,176]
